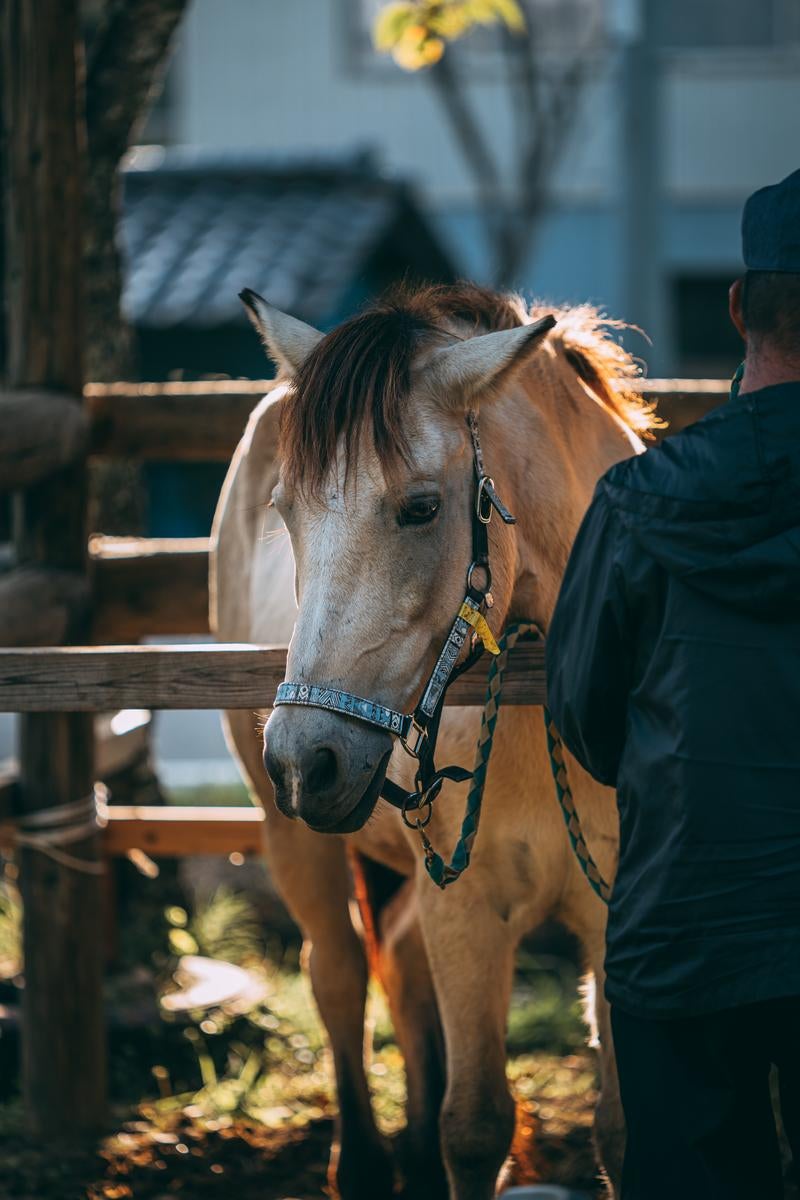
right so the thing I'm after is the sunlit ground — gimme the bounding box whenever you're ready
[0,787,604,1198]
[0,955,602,1198]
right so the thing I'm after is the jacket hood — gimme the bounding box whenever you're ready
[601,382,800,619]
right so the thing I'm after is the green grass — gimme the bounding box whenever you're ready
[144,892,589,1136]
[164,783,252,808]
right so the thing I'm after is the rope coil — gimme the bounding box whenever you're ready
[15,784,108,875]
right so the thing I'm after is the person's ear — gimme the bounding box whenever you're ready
[729,278,747,341]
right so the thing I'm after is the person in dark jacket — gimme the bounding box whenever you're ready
[546,168,800,1200]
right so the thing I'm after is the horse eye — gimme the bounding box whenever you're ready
[398,496,441,527]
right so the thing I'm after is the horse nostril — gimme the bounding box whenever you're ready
[305,746,339,796]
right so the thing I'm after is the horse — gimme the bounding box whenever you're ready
[210,282,657,1200]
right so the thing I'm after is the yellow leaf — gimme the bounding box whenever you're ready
[169,928,199,956]
[467,0,500,24]
[165,904,188,928]
[392,30,445,69]
[419,35,445,63]
[373,2,420,51]
[492,0,526,33]
[428,7,472,38]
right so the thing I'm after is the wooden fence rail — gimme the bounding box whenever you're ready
[83,378,730,461]
[0,805,266,858]
[0,640,546,711]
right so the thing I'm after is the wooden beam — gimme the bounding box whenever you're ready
[0,805,265,858]
[3,0,105,1136]
[90,536,209,639]
[0,640,546,711]
[0,389,88,489]
[86,379,268,461]
[83,378,729,462]
[103,805,265,857]
[640,378,727,436]
[0,566,90,646]
[637,378,729,398]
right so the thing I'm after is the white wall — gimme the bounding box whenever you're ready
[174,0,617,203]
[665,62,800,200]
[172,1,800,207]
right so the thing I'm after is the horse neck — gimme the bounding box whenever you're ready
[484,351,640,626]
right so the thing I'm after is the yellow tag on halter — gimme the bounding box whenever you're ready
[458,602,500,656]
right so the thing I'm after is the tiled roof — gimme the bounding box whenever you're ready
[120,148,453,329]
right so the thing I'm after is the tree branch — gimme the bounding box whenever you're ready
[83,0,188,381]
[494,9,600,284]
[86,0,187,163]
[428,49,516,278]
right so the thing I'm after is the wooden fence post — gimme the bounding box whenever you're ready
[2,0,105,1134]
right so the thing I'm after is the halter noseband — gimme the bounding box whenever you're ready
[273,410,516,826]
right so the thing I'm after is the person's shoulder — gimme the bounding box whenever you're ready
[600,401,756,513]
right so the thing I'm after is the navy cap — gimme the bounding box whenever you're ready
[742,168,800,272]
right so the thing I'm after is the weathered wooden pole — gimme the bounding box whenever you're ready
[2,0,105,1133]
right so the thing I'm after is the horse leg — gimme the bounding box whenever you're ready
[304,891,395,1200]
[418,884,517,1200]
[353,855,449,1199]
[222,712,395,1200]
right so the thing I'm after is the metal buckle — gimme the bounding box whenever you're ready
[400,719,427,760]
[476,476,494,524]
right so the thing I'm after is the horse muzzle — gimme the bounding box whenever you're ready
[263,706,393,832]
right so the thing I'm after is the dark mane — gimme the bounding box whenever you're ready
[280,282,655,496]
[280,282,523,496]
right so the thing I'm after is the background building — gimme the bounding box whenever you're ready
[135,0,800,378]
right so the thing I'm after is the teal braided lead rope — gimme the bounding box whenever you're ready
[421,622,612,903]
[423,622,541,888]
[543,711,612,903]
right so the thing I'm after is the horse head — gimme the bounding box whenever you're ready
[240,284,648,833]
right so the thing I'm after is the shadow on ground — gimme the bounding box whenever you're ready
[0,1069,604,1200]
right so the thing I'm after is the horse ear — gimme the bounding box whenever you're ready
[427,314,556,409]
[239,289,324,375]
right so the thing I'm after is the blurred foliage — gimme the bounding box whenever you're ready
[508,949,585,1057]
[0,870,21,981]
[152,892,585,1133]
[374,0,525,69]
[167,889,264,966]
[165,782,251,808]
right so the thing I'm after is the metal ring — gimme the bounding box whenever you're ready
[467,560,492,593]
[402,793,433,829]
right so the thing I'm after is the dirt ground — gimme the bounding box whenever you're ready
[0,1053,603,1200]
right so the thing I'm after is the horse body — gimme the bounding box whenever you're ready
[211,284,654,1199]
